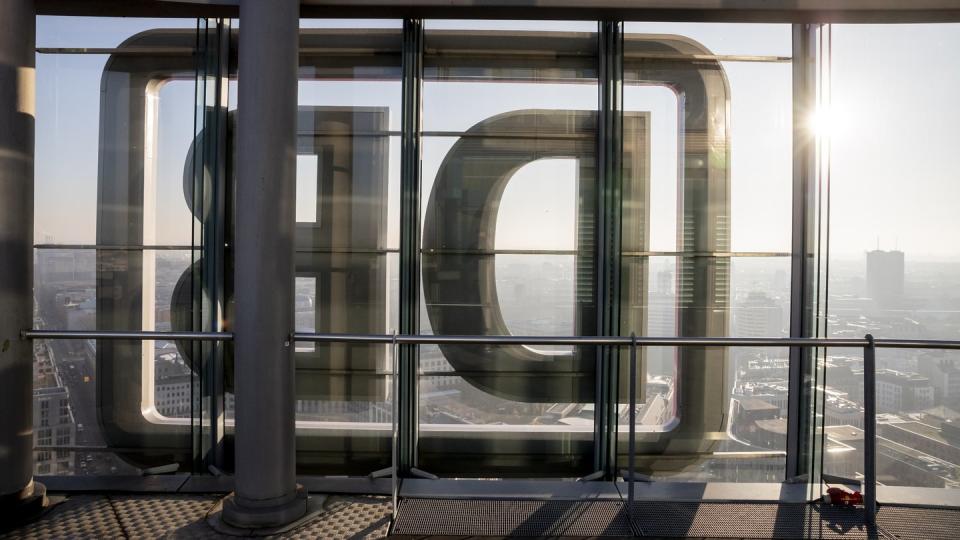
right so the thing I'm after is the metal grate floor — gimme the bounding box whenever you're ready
[4,494,960,539]
[392,498,960,539]
[0,494,391,539]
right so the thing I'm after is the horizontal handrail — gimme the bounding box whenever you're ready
[22,329,960,350]
[22,330,233,341]
[298,333,849,346]
[291,332,960,350]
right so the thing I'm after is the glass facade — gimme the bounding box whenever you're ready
[25,13,960,501]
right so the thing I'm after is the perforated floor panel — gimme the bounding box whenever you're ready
[0,494,391,539]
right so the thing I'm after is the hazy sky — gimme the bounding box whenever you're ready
[32,18,960,261]
[829,24,960,261]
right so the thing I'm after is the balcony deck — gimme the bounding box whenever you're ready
[3,492,959,539]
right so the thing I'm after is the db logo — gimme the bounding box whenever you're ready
[94,28,730,463]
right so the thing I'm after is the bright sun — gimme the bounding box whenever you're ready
[809,105,844,140]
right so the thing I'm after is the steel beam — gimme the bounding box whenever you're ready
[0,0,47,521]
[32,1,960,24]
[220,0,307,529]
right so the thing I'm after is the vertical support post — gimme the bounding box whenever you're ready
[627,334,637,519]
[786,23,820,482]
[398,18,423,475]
[863,334,877,523]
[206,17,231,474]
[0,0,46,520]
[221,0,307,529]
[596,19,624,479]
[391,332,400,526]
[194,16,231,475]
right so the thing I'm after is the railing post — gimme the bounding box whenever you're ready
[391,330,400,526]
[863,334,877,523]
[628,333,637,519]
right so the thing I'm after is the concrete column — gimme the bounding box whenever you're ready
[221,0,305,529]
[0,0,45,520]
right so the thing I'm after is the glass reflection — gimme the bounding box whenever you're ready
[418,22,599,476]
[616,23,792,480]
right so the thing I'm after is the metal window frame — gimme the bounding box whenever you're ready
[595,19,624,479]
[28,16,839,491]
[398,18,424,475]
[193,16,232,475]
[786,22,822,487]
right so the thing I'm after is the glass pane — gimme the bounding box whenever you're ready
[418,21,598,477]
[418,346,594,478]
[618,256,789,480]
[292,20,402,475]
[625,22,791,57]
[36,32,199,245]
[827,24,960,490]
[33,249,196,475]
[222,21,402,475]
[822,348,865,485]
[33,17,204,476]
[152,251,197,420]
[623,22,793,254]
[624,85,679,253]
[37,16,197,48]
[33,339,140,476]
[619,19,792,483]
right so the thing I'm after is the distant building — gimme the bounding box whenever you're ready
[33,342,76,476]
[155,374,194,418]
[734,291,783,338]
[295,400,391,423]
[735,380,789,416]
[732,398,780,447]
[876,369,935,413]
[823,425,952,488]
[824,390,863,429]
[878,420,960,468]
[752,417,787,451]
[155,354,197,418]
[866,249,904,307]
[917,357,960,407]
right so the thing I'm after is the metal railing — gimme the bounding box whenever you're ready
[294,331,960,525]
[23,327,960,524]
[22,330,232,341]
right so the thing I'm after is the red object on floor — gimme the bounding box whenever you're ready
[824,487,864,507]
